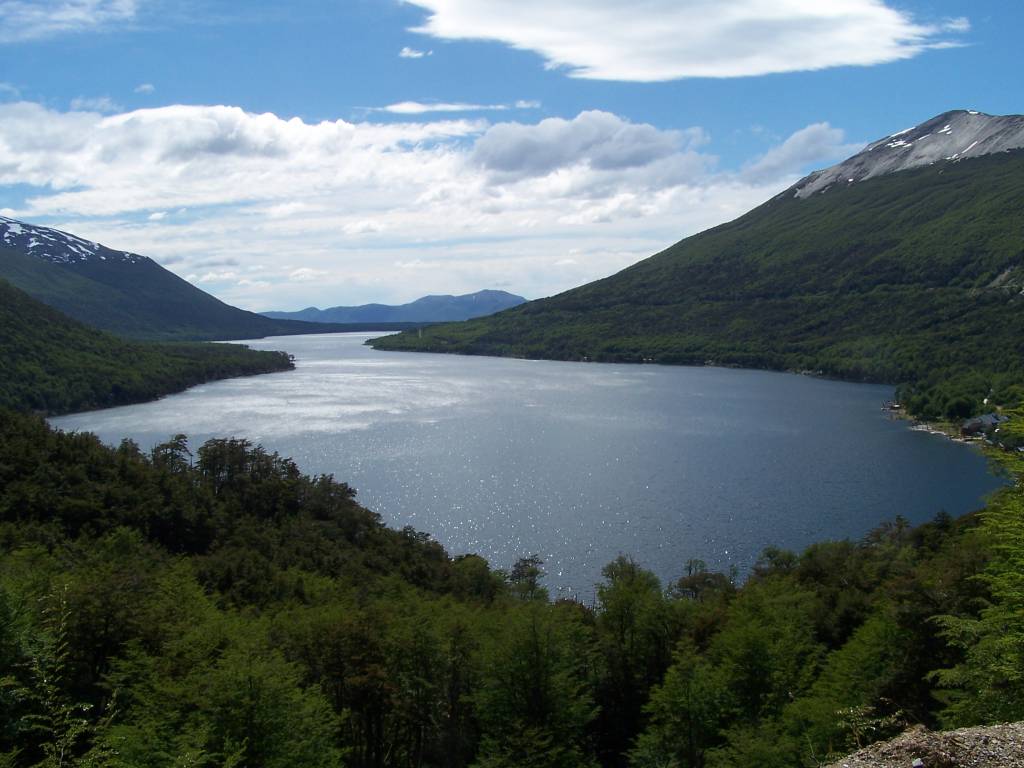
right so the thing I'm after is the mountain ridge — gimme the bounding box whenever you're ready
[0,216,347,341]
[264,289,527,323]
[791,109,1024,198]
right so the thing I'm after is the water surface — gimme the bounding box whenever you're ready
[52,333,1004,598]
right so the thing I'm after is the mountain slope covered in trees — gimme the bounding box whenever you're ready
[0,216,346,341]
[373,145,1024,420]
[0,279,292,414]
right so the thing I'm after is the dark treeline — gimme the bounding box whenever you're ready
[2,410,1023,767]
[0,279,293,415]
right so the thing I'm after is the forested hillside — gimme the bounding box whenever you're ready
[0,279,292,415]
[373,150,1024,420]
[2,409,1022,767]
[0,217,343,341]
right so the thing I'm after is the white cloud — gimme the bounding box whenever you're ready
[343,220,382,235]
[288,267,328,282]
[0,102,485,209]
[742,123,863,183]
[406,0,968,81]
[473,110,707,180]
[0,0,138,43]
[195,270,238,283]
[70,95,122,113]
[399,46,432,58]
[0,83,20,99]
[0,100,850,309]
[942,17,971,33]
[263,201,309,219]
[134,83,155,94]
[395,258,432,270]
[373,100,538,114]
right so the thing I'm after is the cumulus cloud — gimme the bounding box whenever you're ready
[373,100,538,114]
[406,0,968,81]
[473,110,705,179]
[0,100,850,309]
[742,123,863,183]
[399,46,432,58]
[0,102,484,212]
[0,0,139,43]
[134,82,155,94]
[0,83,20,99]
[70,95,122,113]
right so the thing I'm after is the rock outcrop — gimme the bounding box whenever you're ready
[826,722,1024,768]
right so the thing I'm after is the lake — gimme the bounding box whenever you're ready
[51,332,1005,599]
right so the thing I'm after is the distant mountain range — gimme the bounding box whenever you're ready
[0,216,348,341]
[263,289,527,324]
[372,109,1024,419]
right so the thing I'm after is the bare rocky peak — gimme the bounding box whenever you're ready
[793,110,1024,199]
[0,215,145,265]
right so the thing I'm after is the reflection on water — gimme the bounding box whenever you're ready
[52,333,1005,599]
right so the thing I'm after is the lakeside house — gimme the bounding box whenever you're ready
[961,413,1009,438]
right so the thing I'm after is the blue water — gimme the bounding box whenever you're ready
[51,333,1005,599]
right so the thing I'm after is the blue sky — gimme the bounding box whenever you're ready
[0,0,1017,310]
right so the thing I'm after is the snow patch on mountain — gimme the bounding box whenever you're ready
[0,216,146,265]
[792,110,1024,199]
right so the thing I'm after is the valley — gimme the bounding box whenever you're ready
[4,0,1024,759]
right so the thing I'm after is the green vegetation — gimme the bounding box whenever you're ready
[2,409,1022,767]
[0,243,346,341]
[373,151,1024,419]
[0,279,293,414]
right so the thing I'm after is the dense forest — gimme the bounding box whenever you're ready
[0,280,293,415]
[372,150,1024,421]
[2,408,1022,767]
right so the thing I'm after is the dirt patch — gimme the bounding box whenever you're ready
[826,723,1024,768]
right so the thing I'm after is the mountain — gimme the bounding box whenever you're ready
[0,216,346,341]
[0,278,293,415]
[264,289,527,323]
[372,110,1024,420]
[793,109,1024,197]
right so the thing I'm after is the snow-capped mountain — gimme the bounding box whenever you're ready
[0,215,341,340]
[0,215,146,265]
[793,110,1024,198]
